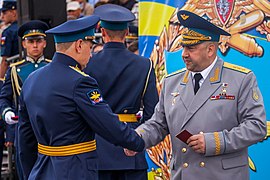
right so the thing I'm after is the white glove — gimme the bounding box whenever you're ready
[4,111,18,124]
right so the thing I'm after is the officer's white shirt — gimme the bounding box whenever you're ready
[191,56,218,88]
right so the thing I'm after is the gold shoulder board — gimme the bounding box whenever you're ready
[10,60,25,67]
[69,66,89,77]
[223,62,251,74]
[45,59,52,63]
[166,68,186,78]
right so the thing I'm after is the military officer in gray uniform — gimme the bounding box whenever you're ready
[125,10,267,180]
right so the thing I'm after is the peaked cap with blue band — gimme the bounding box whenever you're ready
[18,20,49,40]
[45,15,100,43]
[94,4,135,31]
[0,0,16,11]
[177,10,231,46]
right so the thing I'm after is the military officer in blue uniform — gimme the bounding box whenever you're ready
[17,15,145,180]
[0,0,19,78]
[84,4,158,180]
[126,10,267,180]
[0,81,4,178]
[0,20,50,178]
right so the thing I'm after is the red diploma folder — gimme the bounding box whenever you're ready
[176,130,193,144]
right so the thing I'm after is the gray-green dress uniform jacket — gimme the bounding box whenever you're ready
[137,58,266,180]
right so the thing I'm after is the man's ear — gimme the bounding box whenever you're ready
[43,41,47,48]
[75,39,83,53]
[22,40,26,49]
[207,43,216,57]
[101,28,106,37]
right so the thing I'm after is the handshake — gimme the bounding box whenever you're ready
[124,129,143,156]
[124,148,138,156]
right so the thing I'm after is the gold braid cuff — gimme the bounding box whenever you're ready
[214,132,221,155]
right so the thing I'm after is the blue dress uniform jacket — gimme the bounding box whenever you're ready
[84,42,159,170]
[0,57,50,179]
[1,21,18,57]
[0,81,4,178]
[0,57,50,142]
[18,52,145,180]
[0,57,50,113]
[136,58,267,180]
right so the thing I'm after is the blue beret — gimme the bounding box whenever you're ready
[46,16,99,43]
[94,4,135,30]
[177,10,231,46]
[18,20,49,40]
[0,0,16,11]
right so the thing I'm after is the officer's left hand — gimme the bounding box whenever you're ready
[187,133,205,154]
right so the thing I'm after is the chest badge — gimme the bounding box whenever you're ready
[171,92,180,105]
[211,83,235,100]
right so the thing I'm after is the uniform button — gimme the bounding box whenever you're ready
[199,162,205,167]
[35,64,38,68]
[183,163,189,168]
[124,110,128,113]
[17,68,20,72]
[181,148,187,153]
[199,131,204,134]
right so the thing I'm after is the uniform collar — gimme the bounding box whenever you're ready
[103,42,126,49]
[26,55,45,63]
[11,21,17,26]
[52,52,82,69]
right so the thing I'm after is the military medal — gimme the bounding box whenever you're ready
[211,83,235,100]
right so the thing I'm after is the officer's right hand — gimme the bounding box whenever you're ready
[5,111,18,124]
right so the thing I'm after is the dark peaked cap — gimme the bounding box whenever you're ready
[0,0,16,11]
[94,4,135,30]
[177,10,230,46]
[46,15,100,43]
[18,20,49,40]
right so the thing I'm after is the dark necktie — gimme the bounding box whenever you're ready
[194,73,203,95]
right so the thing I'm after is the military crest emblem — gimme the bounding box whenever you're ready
[214,0,235,25]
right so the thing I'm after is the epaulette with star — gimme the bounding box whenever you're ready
[166,68,186,78]
[223,62,251,74]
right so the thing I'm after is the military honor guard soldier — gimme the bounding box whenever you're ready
[84,4,158,180]
[0,19,50,179]
[0,0,19,78]
[17,15,145,180]
[125,10,267,180]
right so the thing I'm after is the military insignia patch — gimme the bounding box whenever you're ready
[252,88,259,101]
[1,37,6,45]
[87,89,103,105]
